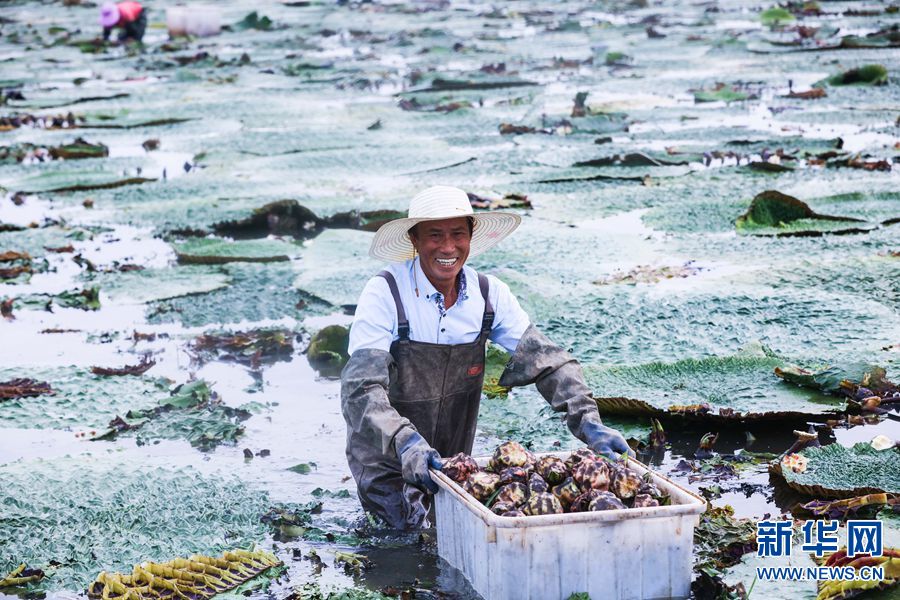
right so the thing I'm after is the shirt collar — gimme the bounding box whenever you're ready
[412,257,469,305]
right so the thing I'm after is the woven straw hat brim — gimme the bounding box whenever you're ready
[369,212,522,262]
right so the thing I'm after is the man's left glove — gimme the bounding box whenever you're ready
[582,421,634,460]
[397,432,443,494]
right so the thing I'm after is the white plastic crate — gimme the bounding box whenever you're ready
[432,452,706,600]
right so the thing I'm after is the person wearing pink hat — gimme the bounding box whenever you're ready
[341,185,632,529]
[99,1,146,43]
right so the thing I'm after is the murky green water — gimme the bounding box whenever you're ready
[1,0,898,598]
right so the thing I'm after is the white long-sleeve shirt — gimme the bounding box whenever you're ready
[347,257,531,356]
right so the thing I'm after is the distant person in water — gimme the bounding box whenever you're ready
[99,1,147,43]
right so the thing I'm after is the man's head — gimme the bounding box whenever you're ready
[368,185,521,265]
[408,217,474,291]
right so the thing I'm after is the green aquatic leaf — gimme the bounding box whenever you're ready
[90,266,231,304]
[760,8,795,27]
[735,190,872,236]
[132,405,248,448]
[307,325,350,376]
[584,351,845,419]
[773,443,900,497]
[234,11,273,31]
[820,64,889,87]
[159,380,211,408]
[292,229,382,308]
[0,366,171,430]
[287,462,317,474]
[694,505,757,575]
[693,86,750,103]
[149,262,330,328]
[0,454,270,592]
[774,362,882,394]
[172,237,300,264]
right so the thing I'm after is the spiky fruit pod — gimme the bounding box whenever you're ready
[570,489,606,512]
[535,456,568,485]
[572,459,610,492]
[528,473,548,495]
[495,482,528,507]
[498,466,529,486]
[464,471,500,502]
[588,491,626,511]
[490,441,531,471]
[610,467,642,500]
[564,447,597,471]
[524,492,564,516]
[491,501,517,515]
[632,494,659,508]
[442,453,479,484]
[551,477,581,510]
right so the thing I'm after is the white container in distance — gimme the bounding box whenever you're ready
[431,452,706,600]
[166,6,187,37]
[168,4,221,37]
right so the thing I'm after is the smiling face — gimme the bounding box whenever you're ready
[409,217,472,294]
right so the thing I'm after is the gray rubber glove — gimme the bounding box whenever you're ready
[397,432,442,494]
[583,421,634,460]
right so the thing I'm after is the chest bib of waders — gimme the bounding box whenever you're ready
[382,271,493,456]
[353,271,493,529]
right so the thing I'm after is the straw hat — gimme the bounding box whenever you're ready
[99,3,120,27]
[369,186,521,262]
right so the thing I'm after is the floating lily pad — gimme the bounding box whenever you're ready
[760,8,795,27]
[818,64,889,87]
[0,365,169,430]
[14,286,100,311]
[191,328,295,368]
[573,152,692,168]
[476,385,650,452]
[771,442,900,498]
[235,11,274,31]
[293,229,381,309]
[774,362,885,395]
[0,454,270,592]
[735,190,873,237]
[693,85,752,104]
[584,351,846,422]
[94,380,251,449]
[173,237,300,264]
[307,325,350,376]
[149,262,329,328]
[90,266,230,304]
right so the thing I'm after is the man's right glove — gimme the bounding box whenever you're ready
[582,421,634,460]
[397,432,443,494]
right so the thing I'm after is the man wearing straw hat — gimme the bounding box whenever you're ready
[342,185,631,529]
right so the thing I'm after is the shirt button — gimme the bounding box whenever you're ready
[441,328,445,332]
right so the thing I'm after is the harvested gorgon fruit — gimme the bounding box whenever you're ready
[442,441,669,516]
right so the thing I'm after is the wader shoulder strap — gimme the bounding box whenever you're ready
[477,273,494,334]
[377,271,409,341]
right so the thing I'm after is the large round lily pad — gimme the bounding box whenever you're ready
[584,351,846,422]
[292,229,381,309]
[172,237,301,264]
[0,454,270,592]
[771,442,900,498]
